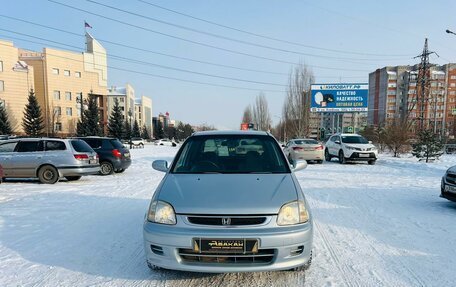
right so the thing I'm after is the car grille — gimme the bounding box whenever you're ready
[178,248,275,265]
[187,216,267,226]
[446,173,456,184]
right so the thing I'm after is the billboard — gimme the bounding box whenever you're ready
[310,83,368,112]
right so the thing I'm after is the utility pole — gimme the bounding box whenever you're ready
[413,38,438,132]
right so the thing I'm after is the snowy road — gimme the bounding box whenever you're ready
[1,145,456,286]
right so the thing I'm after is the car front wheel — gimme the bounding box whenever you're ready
[368,160,376,165]
[100,161,114,175]
[38,165,59,184]
[338,150,346,164]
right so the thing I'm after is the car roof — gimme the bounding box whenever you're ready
[193,130,269,137]
[332,133,362,137]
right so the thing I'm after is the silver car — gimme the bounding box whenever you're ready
[283,139,324,164]
[0,138,100,184]
[144,130,313,273]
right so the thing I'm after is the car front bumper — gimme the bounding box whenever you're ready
[344,151,377,161]
[143,217,313,273]
[441,177,456,202]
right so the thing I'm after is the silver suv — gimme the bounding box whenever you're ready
[0,138,100,184]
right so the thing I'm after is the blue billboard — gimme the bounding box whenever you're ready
[310,83,368,112]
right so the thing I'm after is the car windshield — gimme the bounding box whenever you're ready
[341,136,368,144]
[295,139,319,145]
[171,135,290,174]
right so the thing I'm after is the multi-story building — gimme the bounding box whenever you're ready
[0,40,35,134]
[18,33,108,136]
[107,83,135,124]
[134,95,153,136]
[368,64,456,136]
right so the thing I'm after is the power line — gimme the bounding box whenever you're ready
[86,0,409,62]
[0,28,288,87]
[0,14,371,73]
[137,0,413,58]
[47,0,376,69]
[0,40,287,93]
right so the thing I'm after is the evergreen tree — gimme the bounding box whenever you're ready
[107,98,124,139]
[22,89,44,136]
[132,119,141,137]
[141,125,150,139]
[123,119,132,140]
[412,129,444,163]
[0,104,12,134]
[154,123,164,139]
[77,95,102,136]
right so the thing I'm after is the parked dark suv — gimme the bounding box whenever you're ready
[76,137,131,175]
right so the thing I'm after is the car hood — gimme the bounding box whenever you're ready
[447,166,456,174]
[158,174,298,215]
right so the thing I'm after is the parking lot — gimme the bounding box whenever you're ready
[1,145,456,287]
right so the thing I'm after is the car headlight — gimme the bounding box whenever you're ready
[277,200,309,226]
[147,200,176,225]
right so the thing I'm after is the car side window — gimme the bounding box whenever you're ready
[0,142,17,152]
[15,141,44,152]
[45,141,66,151]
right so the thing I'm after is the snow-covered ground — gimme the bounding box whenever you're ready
[1,145,456,287]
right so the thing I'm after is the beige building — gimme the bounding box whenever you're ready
[135,95,153,137]
[18,33,108,136]
[0,40,35,134]
[107,83,136,123]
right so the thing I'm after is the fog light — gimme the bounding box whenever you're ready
[290,245,304,256]
[445,185,450,192]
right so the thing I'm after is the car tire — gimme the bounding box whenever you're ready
[338,150,346,164]
[65,176,82,181]
[38,165,59,184]
[368,160,376,165]
[317,160,323,164]
[146,260,162,271]
[115,169,126,173]
[140,143,144,148]
[100,161,114,175]
[325,149,331,162]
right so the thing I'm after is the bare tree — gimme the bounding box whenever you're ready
[241,105,253,124]
[283,63,315,138]
[382,118,411,157]
[252,93,271,131]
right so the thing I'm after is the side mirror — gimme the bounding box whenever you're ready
[291,160,307,172]
[152,160,169,172]
[335,140,341,145]
[368,141,372,144]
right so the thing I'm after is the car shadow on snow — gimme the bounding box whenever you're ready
[0,192,307,283]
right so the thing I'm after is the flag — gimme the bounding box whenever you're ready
[84,21,92,29]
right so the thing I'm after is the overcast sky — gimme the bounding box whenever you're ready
[2,0,456,129]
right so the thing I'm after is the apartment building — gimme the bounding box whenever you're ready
[18,33,108,136]
[107,84,135,124]
[134,95,153,137]
[368,64,456,136]
[0,40,35,134]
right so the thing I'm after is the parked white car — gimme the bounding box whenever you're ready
[283,139,324,164]
[324,133,378,165]
[130,137,145,148]
[154,139,177,147]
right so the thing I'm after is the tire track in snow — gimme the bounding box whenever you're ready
[314,221,361,287]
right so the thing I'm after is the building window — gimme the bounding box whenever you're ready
[451,75,456,80]
[0,60,3,72]
[66,107,73,116]
[54,106,61,116]
[52,68,59,75]
[54,123,62,131]
[64,70,70,76]
[75,71,81,78]
[0,80,4,92]
[65,91,72,101]
[451,83,456,88]
[119,97,124,103]
[53,90,60,100]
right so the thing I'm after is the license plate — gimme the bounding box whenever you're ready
[89,159,97,164]
[359,153,370,157]
[194,238,258,254]
[124,153,130,157]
